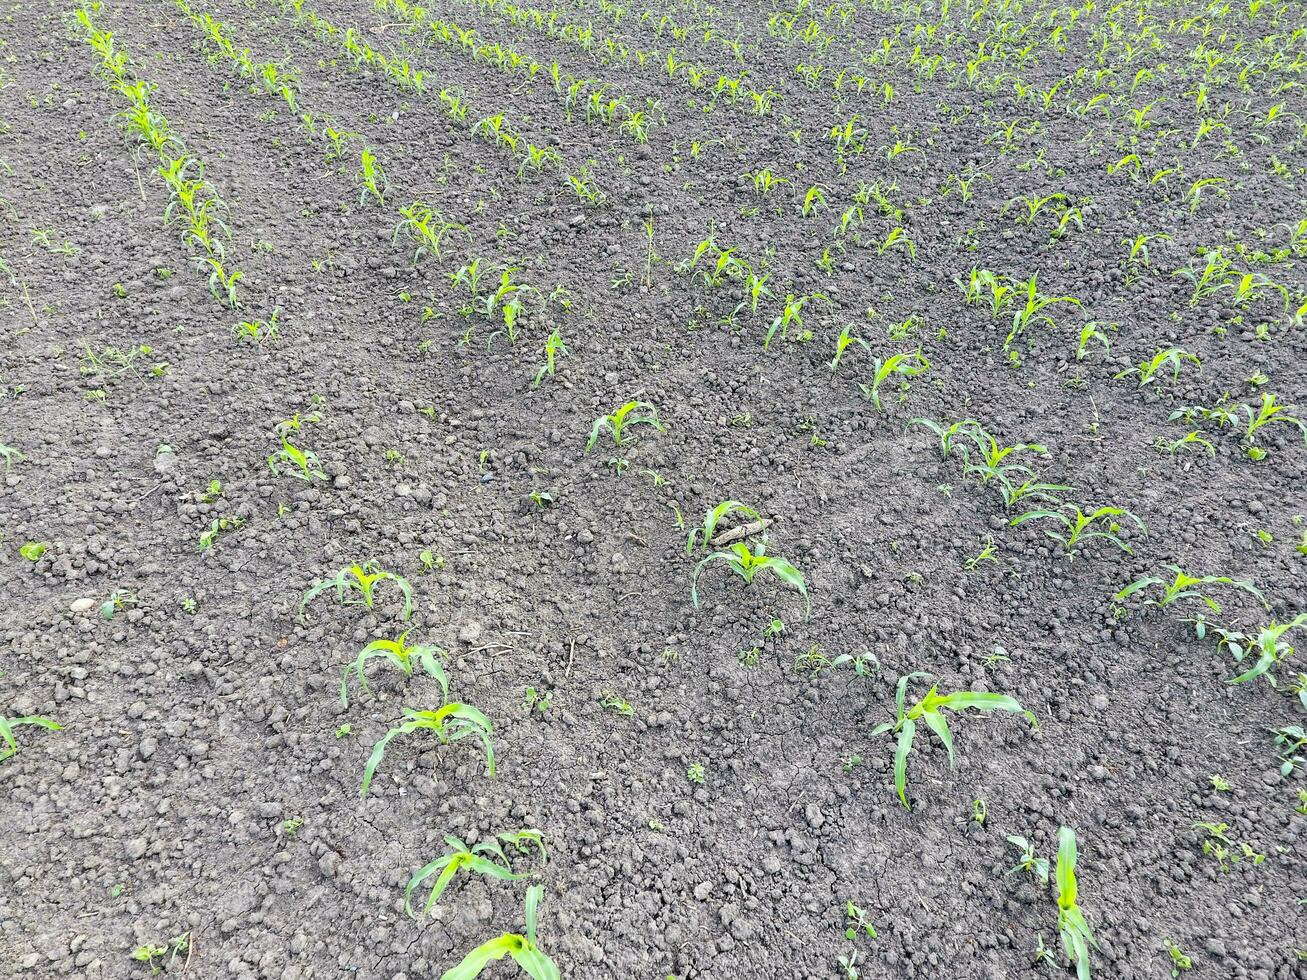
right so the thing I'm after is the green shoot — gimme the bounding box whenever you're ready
[1011,504,1146,556]
[533,328,568,387]
[691,539,809,618]
[1114,565,1266,614]
[686,501,762,554]
[0,715,62,762]
[860,350,930,409]
[586,401,665,450]
[439,885,559,980]
[1006,835,1050,884]
[405,830,545,918]
[1114,347,1201,388]
[362,704,495,797]
[1055,827,1097,980]
[300,561,414,621]
[341,631,448,707]
[871,672,1034,808]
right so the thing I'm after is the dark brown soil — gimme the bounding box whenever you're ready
[2,0,1305,978]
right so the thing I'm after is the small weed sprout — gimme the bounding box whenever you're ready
[300,561,414,621]
[362,704,495,797]
[1006,835,1050,884]
[586,400,666,450]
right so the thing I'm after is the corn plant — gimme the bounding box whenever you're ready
[393,201,466,265]
[829,325,867,372]
[300,561,414,621]
[1115,565,1266,614]
[960,431,1046,486]
[764,293,825,350]
[685,501,762,554]
[361,704,494,797]
[690,539,809,617]
[0,715,62,763]
[405,830,545,917]
[1055,827,1096,980]
[267,431,325,482]
[586,401,665,450]
[439,885,559,980]
[1011,504,1146,556]
[908,417,984,459]
[341,631,448,707]
[871,672,1034,808]
[860,350,929,409]
[532,329,568,387]
[1173,250,1235,305]
[233,308,279,344]
[1007,274,1080,348]
[483,269,538,342]
[1195,613,1307,686]
[1114,348,1201,388]
[194,254,242,308]
[1076,322,1111,361]
[356,147,388,205]
[1242,393,1307,458]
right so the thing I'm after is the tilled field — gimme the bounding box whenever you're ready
[1,0,1305,978]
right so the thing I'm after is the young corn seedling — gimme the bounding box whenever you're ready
[341,631,448,707]
[361,704,495,797]
[300,561,414,622]
[1006,274,1080,348]
[1173,250,1235,306]
[1055,827,1097,980]
[959,431,1046,486]
[871,672,1035,808]
[194,254,243,309]
[356,147,388,205]
[1242,393,1307,458]
[267,431,325,482]
[829,325,868,372]
[483,270,538,342]
[0,715,62,763]
[691,539,809,618]
[439,884,559,980]
[1006,835,1050,885]
[764,292,825,350]
[996,476,1071,511]
[405,830,546,918]
[393,201,466,266]
[908,417,984,459]
[860,350,930,409]
[1114,348,1201,388]
[1076,322,1111,361]
[1196,613,1307,686]
[685,501,763,554]
[1114,565,1266,614]
[532,329,568,387]
[586,401,665,450]
[233,308,280,344]
[1011,504,1146,556]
